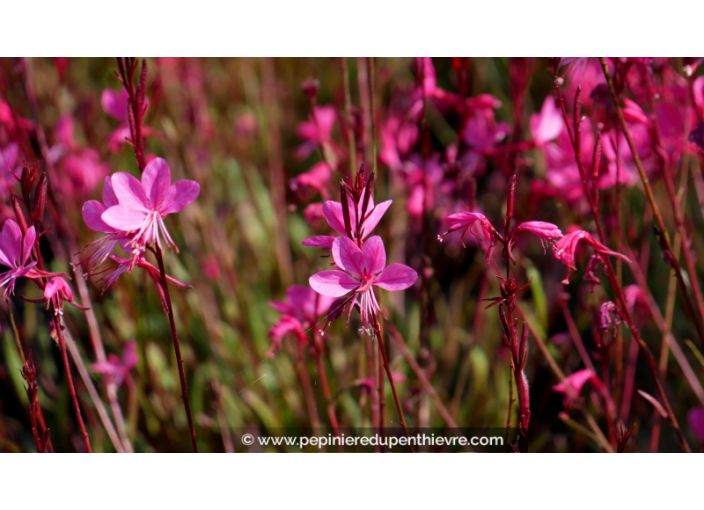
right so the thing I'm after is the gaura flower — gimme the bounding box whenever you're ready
[43,277,88,311]
[438,211,499,266]
[92,341,138,387]
[0,220,38,296]
[101,88,152,152]
[309,236,417,327]
[506,221,562,262]
[554,229,630,284]
[553,369,597,407]
[101,157,200,253]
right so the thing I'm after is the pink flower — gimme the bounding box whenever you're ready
[309,236,417,327]
[529,96,564,146]
[438,212,499,266]
[268,284,335,355]
[507,221,562,261]
[43,277,88,311]
[462,109,510,152]
[0,220,38,296]
[92,341,138,387]
[622,98,650,126]
[0,143,19,197]
[688,407,704,443]
[554,229,630,283]
[289,161,331,199]
[303,203,325,225]
[553,369,596,407]
[302,191,392,250]
[100,157,200,253]
[101,88,152,152]
[380,116,419,173]
[295,105,341,162]
[56,149,109,199]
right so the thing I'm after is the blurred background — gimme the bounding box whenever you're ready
[0,57,702,452]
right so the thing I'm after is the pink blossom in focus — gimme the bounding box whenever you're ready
[43,276,87,310]
[100,157,200,253]
[507,221,562,262]
[92,341,138,387]
[0,221,38,296]
[554,229,630,283]
[309,236,417,327]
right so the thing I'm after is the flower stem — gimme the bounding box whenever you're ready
[372,316,413,452]
[341,57,357,177]
[54,317,92,453]
[154,246,198,452]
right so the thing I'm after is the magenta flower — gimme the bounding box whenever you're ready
[289,161,331,199]
[529,96,564,146]
[100,157,200,253]
[295,105,342,164]
[302,191,392,250]
[92,341,138,387]
[553,369,596,407]
[43,277,88,311]
[438,212,499,265]
[554,229,630,283]
[102,88,152,152]
[0,220,38,296]
[0,143,19,197]
[507,221,562,261]
[309,236,417,327]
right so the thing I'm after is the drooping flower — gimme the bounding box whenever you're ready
[92,341,138,387]
[309,236,417,327]
[529,96,564,146]
[554,229,630,283]
[438,211,499,266]
[100,157,200,253]
[288,161,331,199]
[506,221,562,261]
[43,277,88,311]
[553,369,596,407]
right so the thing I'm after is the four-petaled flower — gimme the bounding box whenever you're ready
[101,157,200,255]
[309,236,417,327]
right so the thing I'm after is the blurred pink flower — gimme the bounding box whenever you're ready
[92,341,138,387]
[236,112,257,135]
[56,149,109,198]
[44,276,87,310]
[295,105,341,162]
[309,236,417,326]
[462,109,511,152]
[289,161,331,199]
[0,143,19,197]
[303,203,325,225]
[553,369,596,407]
[529,96,564,146]
[101,88,152,152]
[101,157,200,253]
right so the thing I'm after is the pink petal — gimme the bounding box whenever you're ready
[101,205,148,232]
[22,227,36,265]
[332,236,365,277]
[362,236,386,275]
[110,172,149,211]
[1,219,22,266]
[161,180,200,214]
[82,200,114,233]
[322,201,347,235]
[309,270,360,297]
[44,276,71,301]
[103,176,119,207]
[142,157,172,207]
[122,341,138,370]
[374,263,418,291]
[360,200,392,239]
[302,236,334,249]
[101,88,129,122]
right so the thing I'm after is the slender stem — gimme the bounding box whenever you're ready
[54,316,92,453]
[505,368,514,445]
[369,57,378,175]
[341,57,357,177]
[371,316,413,451]
[312,348,344,452]
[154,246,198,452]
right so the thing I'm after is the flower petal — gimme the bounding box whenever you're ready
[102,175,119,207]
[360,200,391,239]
[374,263,418,291]
[142,157,172,207]
[22,227,36,265]
[322,200,347,235]
[82,200,115,233]
[332,236,365,277]
[302,236,334,249]
[1,219,22,266]
[110,172,149,211]
[309,270,360,297]
[102,205,148,232]
[362,236,386,275]
[161,180,200,214]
